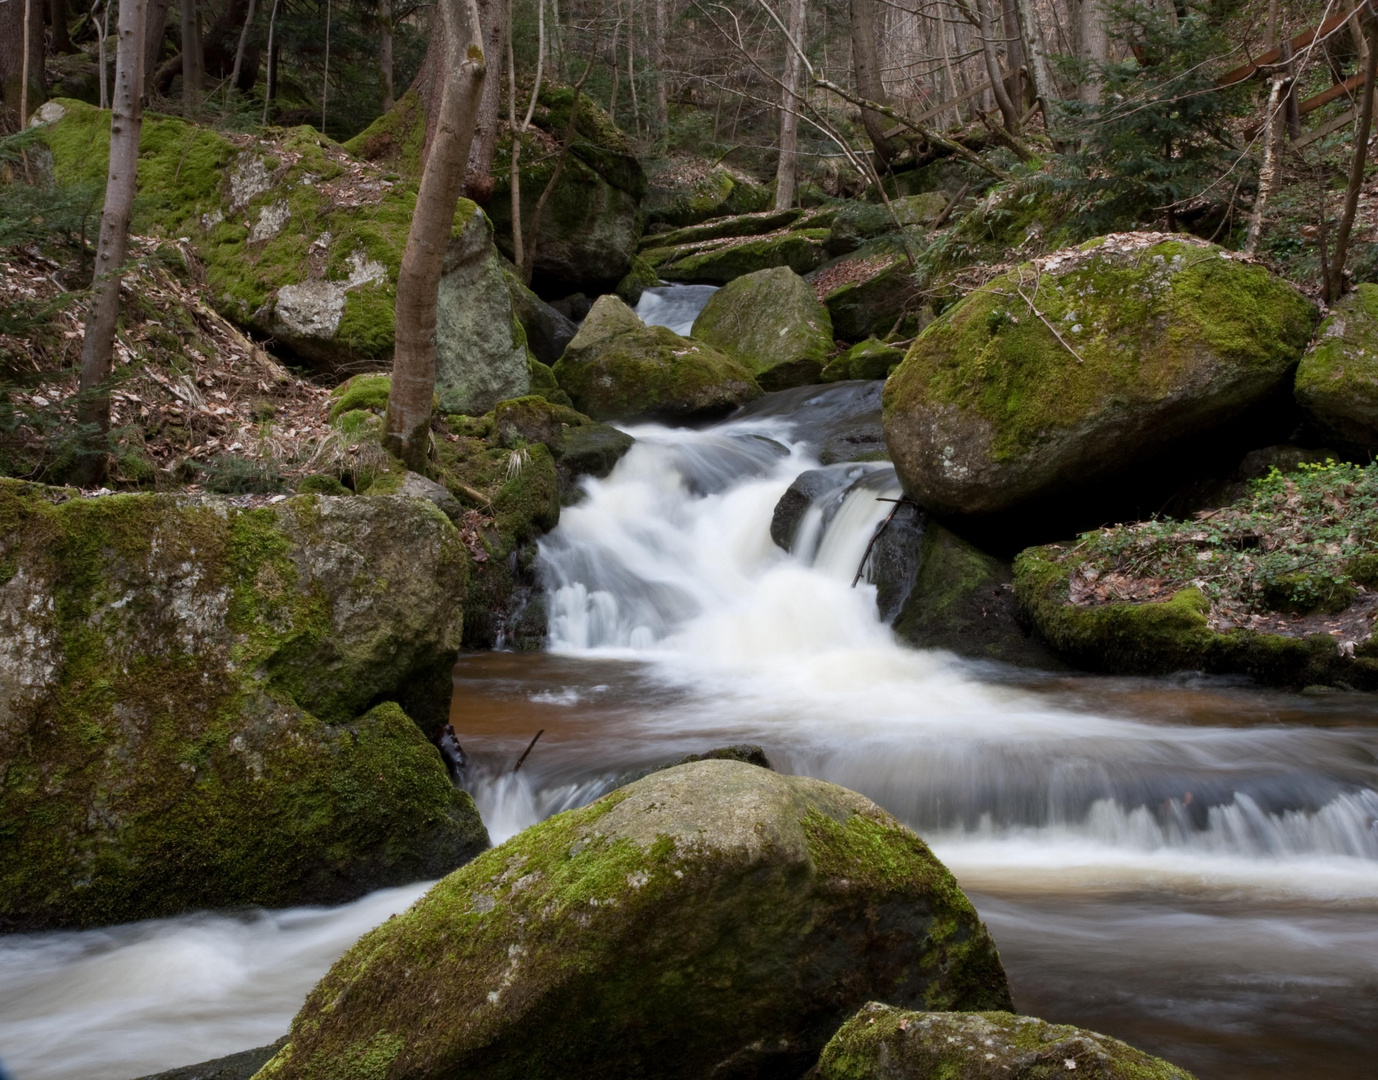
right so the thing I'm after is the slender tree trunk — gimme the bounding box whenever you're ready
[180,0,202,111]
[230,0,257,92]
[509,0,545,279]
[384,0,487,468]
[380,0,394,111]
[850,0,893,163]
[1328,14,1378,302]
[51,0,74,54]
[97,0,109,108]
[1078,0,1107,106]
[609,9,620,116]
[1244,75,1289,255]
[463,0,506,200]
[1001,0,1027,106]
[2,0,44,124]
[1012,0,1054,122]
[262,0,279,122]
[143,0,170,94]
[322,0,331,133]
[76,0,146,487]
[973,0,1019,131]
[653,0,668,133]
[774,0,806,209]
[627,0,640,136]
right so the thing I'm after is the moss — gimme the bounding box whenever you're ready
[644,208,805,250]
[342,90,427,176]
[823,255,924,342]
[493,441,561,543]
[328,374,391,421]
[817,1004,1195,1080]
[659,230,829,284]
[297,474,352,496]
[827,338,905,382]
[258,763,1009,1080]
[616,254,661,304]
[1294,283,1378,451]
[0,482,485,930]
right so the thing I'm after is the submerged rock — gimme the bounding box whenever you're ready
[691,267,834,390]
[257,760,1011,1080]
[553,295,761,422]
[882,234,1318,519]
[1295,283,1378,453]
[815,1003,1195,1080]
[0,482,488,930]
[133,1039,287,1080]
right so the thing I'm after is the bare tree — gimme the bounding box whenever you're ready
[76,0,146,487]
[653,0,668,132]
[144,0,171,94]
[230,0,258,91]
[384,0,488,469]
[850,0,894,162]
[966,0,1021,132]
[180,0,202,111]
[1078,0,1108,107]
[507,0,545,278]
[52,0,74,53]
[380,0,394,111]
[1,0,45,125]
[1244,72,1289,256]
[1328,11,1378,302]
[1011,0,1054,121]
[774,0,805,208]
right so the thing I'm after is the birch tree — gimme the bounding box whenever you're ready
[76,0,147,486]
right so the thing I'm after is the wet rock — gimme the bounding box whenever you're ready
[883,234,1318,520]
[0,482,489,931]
[615,254,661,305]
[506,278,579,366]
[131,1038,287,1080]
[553,295,761,423]
[608,744,772,791]
[258,760,1011,1080]
[821,337,907,382]
[735,381,888,465]
[1294,283,1378,453]
[691,267,834,390]
[814,253,927,342]
[771,467,857,551]
[814,1003,1196,1080]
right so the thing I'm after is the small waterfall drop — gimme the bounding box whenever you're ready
[634,284,718,335]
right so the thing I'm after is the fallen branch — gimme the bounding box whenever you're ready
[513,728,545,772]
[852,497,915,587]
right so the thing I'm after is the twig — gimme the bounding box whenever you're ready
[1010,264,1086,365]
[513,729,545,773]
[852,498,914,587]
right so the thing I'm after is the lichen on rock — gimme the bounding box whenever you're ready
[255,760,1011,1080]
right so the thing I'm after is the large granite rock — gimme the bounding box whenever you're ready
[815,1003,1195,1080]
[0,482,488,930]
[882,234,1318,519]
[1295,283,1378,453]
[553,295,761,422]
[256,760,1010,1080]
[691,266,834,390]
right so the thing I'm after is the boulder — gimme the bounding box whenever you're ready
[815,1003,1195,1080]
[608,743,772,791]
[691,267,834,390]
[506,276,578,366]
[643,164,772,228]
[1294,283,1378,452]
[615,254,661,305]
[883,234,1319,519]
[256,760,1012,1080]
[770,465,872,550]
[133,1039,287,1080]
[737,380,889,464]
[36,100,526,388]
[486,88,646,294]
[653,231,830,284]
[812,253,927,342]
[553,295,761,422]
[0,481,489,930]
[821,338,906,382]
[641,208,805,251]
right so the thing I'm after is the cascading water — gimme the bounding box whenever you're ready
[6,385,1377,1080]
[633,283,718,335]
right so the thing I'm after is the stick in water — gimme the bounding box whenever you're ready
[513,729,545,773]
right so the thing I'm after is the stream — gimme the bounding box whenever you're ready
[2,298,1377,1079]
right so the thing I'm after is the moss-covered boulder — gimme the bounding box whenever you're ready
[615,254,661,305]
[821,338,906,382]
[505,272,579,366]
[35,99,525,391]
[255,760,1011,1080]
[816,1003,1195,1080]
[1012,458,1378,687]
[813,253,927,342]
[643,163,772,228]
[883,234,1319,518]
[690,267,834,390]
[1295,283,1378,453]
[553,295,761,422]
[0,481,489,930]
[656,229,829,284]
[641,207,805,250]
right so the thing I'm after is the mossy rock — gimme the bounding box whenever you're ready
[816,1003,1195,1080]
[255,760,1011,1080]
[883,234,1319,518]
[644,165,770,228]
[690,267,833,390]
[815,254,925,342]
[615,254,661,305]
[553,295,761,422]
[659,230,829,284]
[640,208,805,251]
[1012,543,1377,687]
[1294,283,1378,452]
[328,373,390,421]
[0,481,488,930]
[823,338,906,382]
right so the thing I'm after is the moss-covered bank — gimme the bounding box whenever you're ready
[256,760,1010,1080]
[0,481,488,929]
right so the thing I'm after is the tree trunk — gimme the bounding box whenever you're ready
[1078,0,1107,107]
[850,0,894,163]
[1328,14,1378,302]
[1012,0,1054,120]
[76,0,146,487]
[1001,0,1028,106]
[143,0,170,94]
[180,0,201,110]
[973,0,1020,131]
[1,0,45,125]
[262,0,280,122]
[508,0,545,279]
[1244,75,1288,255]
[384,0,487,470]
[51,0,74,54]
[774,0,806,209]
[380,0,394,112]
[463,0,506,200]
[230,0,258,92]
[653,0,668,133]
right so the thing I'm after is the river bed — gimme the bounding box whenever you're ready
[3,386,1376,1080]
